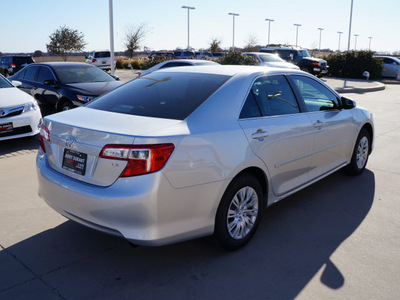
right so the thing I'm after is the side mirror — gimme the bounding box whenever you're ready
[43,79,56,86]
[43,79,60,89]
[341,96,356,109]
[11,80,22,87]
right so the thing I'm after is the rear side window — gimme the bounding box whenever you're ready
[24,66,39,81]
[88,72,230,120]
[245,75,300,117]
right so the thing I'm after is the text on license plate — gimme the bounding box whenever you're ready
[0,122,13,133]
[62,149,87,176]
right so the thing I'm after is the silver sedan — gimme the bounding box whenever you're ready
[37,66,374,250]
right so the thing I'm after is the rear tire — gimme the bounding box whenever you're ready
[345,129,371,176]
[215,174,263,251]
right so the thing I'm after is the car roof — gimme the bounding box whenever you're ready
[27,62,95,67]
[154,65,303,77]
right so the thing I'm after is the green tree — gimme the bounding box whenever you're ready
[217,50,258,65]
[46,26,86,61]
[210,38,222,53]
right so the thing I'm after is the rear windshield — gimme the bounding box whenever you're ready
[94,51,111,58]
[14,57,34,65]
[87,72,230,120]
[53,65,114,84]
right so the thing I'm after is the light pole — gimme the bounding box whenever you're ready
[368,36,373,51]
[265,18,274,46]
[354,34,359,50]
[108,0,115,75]
[182,6,195,50]
[318,28,324,57]
[229,13,239,50]
[347,0,354,52]
[337,31,343,52]
[294,24,301,47]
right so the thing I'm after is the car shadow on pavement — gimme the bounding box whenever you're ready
[0,136,39,157]
[1,170,375,299]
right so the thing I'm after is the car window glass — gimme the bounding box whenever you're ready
[0,76,13,88]
[383,58,393,64]
[54,65,113,84]
[94,51,111,58]
[292,75,339,112]
[37,67,55,83]
[160,62,189,69]
[87,72,230,120]
[24,66,39,81]
[251,75,300,117]
[239,90,262,119]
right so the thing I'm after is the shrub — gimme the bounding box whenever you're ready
[325,51,383,79]
[217,50,258,65]
[116,58,124,69]
[141,56,171,70]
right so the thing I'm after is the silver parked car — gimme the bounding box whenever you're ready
[37,66,374,250]
[138,59,219,77]
[376,56,400,80]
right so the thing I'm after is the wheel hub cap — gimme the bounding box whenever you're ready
[227,186,259,240]
[356,136,369,169]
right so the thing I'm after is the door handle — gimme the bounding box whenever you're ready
[313,120,324,128]
[252,129,268,140]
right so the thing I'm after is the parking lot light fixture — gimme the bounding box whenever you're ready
[347,0,354,52]
[337,31,343,52]
[229,13,239,50]
[265,18,274,46]
[108,0,115,75]
[294,24,301,48]
[318,28,324,57]
[368,36,373,51]
[354,34,359,50]
[182,6,195,50]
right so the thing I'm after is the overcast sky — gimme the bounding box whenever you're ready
[2,0,399,54]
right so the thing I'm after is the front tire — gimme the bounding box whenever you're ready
[345,129,371,176]
[58,101,74,111]
[215,174,263,251]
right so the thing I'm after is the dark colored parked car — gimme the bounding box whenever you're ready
[9,62,124,112]
[0,55,35,77]
[148,51,175,59]
[173,50,195,59]
[260,45,328,77]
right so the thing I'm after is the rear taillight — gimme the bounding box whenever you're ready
[138,72,141,77]
[11,63,16,68]
[92,59,97,63]
[39,124,50,152]
[100,144,175,177]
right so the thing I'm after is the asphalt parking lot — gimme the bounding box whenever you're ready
[1,74,399,299]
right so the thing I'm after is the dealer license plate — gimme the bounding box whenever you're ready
[62,149,87,176]
[0,122,13,133]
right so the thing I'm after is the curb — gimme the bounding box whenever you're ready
[334,82,385,93]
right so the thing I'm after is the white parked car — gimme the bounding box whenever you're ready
[138,59,219,77]
[243,52,300,70]
[86,50,115,71]
[37,66,374,250]
[376,56,400,80]
[0,75,42,141]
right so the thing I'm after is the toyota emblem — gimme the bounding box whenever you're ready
[65,137,76,149]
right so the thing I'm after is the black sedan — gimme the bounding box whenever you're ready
[9,62,124,112]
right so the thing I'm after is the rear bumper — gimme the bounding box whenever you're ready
[37,152,224,246]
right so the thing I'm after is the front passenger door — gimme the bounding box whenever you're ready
[291,75,356,179]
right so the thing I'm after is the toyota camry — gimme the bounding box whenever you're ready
[37,66,374,250]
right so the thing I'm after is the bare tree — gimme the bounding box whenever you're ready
[209,38,222,53]
[243,34,258,52]
[124,24,148,58]
[46,26,86,61]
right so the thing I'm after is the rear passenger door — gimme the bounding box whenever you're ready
[291,75,356,179]
[239,75,314,196]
